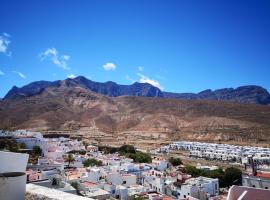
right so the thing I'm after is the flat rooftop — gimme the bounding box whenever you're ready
[26,184,93,200]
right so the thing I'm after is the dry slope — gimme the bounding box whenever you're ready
[1,81,270,147]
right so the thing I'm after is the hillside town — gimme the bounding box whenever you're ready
[1,130,270,200]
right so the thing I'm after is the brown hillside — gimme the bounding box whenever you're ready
[1,82,270,148]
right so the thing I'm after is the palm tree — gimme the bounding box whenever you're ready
[65,154,75,167]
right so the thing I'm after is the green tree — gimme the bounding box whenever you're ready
[223,167,242,187]
[129,151,152,163]
[183,165,202,177]
[71,182,80,195]
[32,145,42,156]
[0,138,19,152]
[98,146,119,154]
[83,158,103,167]
[68,150,86,155]
[18,142,27,149]
[65,154,75,167]
[183,165,241,188]
[119,145,136,154]
[169,157,182,166]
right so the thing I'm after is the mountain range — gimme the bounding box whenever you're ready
[1,76,270,148]
[3,76,270,105]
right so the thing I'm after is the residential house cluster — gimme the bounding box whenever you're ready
[155,141,270,165]
[1,131,226,199]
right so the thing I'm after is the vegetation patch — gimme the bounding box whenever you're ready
[183,165,242,188]
[83,158,103,167]
[99,144,152,163]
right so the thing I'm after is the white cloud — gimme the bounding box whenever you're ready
[0,69,5,75]
[103,62,116,71]
[137,73,163,90]
[39,48,70,70]
[3,32,10,37]
[0,32,11,56]
[12,71,26,79]
[67,74,76,79]
[138,66,143,71]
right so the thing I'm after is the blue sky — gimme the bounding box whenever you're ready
[0,0,270,97]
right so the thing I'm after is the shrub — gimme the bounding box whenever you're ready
[129,151,152,163]
[183,165,201,177]
[183,165,242,188]
[68,150,86,155]
[98,146,119,154]
[169,157,182,166]
[83,158,103,167]
[223,167,242,187]
[0,138,19,152]
[119,145,136,154]
[32,145,42,156]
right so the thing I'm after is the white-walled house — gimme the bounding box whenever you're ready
[142,170,167,194]
[107,172,137,187]
[151,159,168,171]
[242,172,270,190]
[178,176,219,199]
[81,168,101,183]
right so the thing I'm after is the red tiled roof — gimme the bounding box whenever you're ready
[82,181,97,187]
[256,172,270,179]
[163,197,173,200]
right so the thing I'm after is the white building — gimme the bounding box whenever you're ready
[81,167,101,183]
[107,172,137,187]
[142,170,167,193]
[158,141,270,165]
[151,158,168,171]
[242,172,270,190]
[177,176,219,199]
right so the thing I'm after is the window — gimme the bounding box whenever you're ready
[184,195,186,198]
[123,181,126,184]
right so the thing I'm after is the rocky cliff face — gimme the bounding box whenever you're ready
[3,76,270,105]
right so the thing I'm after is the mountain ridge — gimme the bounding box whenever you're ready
[3,76,270,105]
[1,80,270,147]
